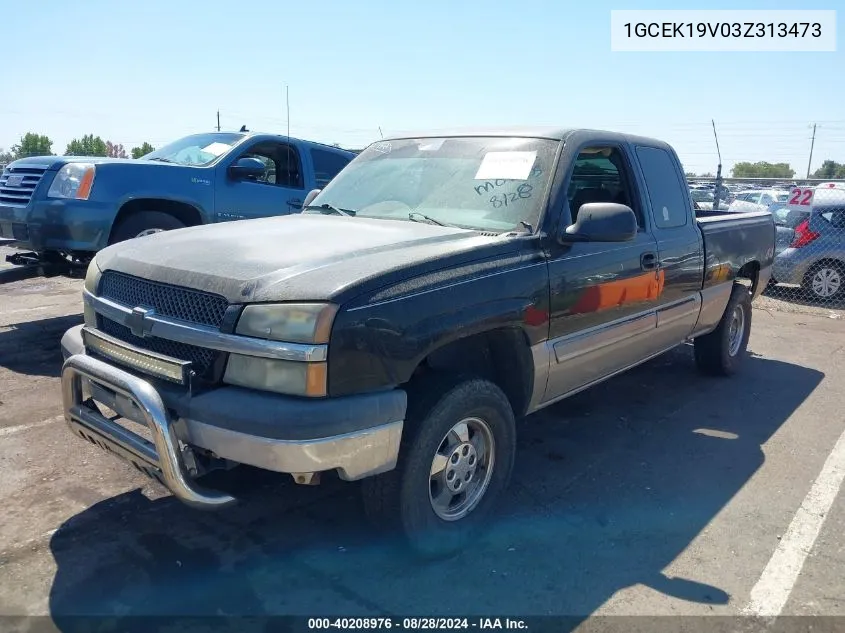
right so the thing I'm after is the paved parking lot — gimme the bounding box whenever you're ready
[1,245,844,627]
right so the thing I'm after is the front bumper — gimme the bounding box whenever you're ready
[60,327,406,509]
[0,198,115,253]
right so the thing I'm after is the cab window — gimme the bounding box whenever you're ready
[238,142,304,189]
[567,147,643,227]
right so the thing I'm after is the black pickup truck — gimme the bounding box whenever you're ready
[59,128,775,557]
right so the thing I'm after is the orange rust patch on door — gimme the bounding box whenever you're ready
[570,270,665,314]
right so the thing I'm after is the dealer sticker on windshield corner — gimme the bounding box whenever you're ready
[475,151,537,181]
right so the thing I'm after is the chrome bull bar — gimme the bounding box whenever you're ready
[61,353,236,509]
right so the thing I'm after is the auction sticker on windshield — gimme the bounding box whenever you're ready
[475,151,537,180]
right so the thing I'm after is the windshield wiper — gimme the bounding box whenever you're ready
[498,220,534,237]
[147,157,175,163]
[303,203,356,217]
[408,211,457,227]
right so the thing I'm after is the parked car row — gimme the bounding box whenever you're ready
[728,189,791,214]
[689,188,730,210]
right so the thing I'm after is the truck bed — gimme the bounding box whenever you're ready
[696,210,776,291]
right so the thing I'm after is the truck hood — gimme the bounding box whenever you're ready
[95,214,511,303]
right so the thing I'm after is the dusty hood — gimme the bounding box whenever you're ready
[95,214,506,303]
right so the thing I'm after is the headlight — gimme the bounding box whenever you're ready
[235,303,338,344]
[84,258,101,294]
[224,355,327,397]
[83,258,102,327]
[47,163,96,200]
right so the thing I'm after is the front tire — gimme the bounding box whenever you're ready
[110,211,186,245]
[694,283,752,376]
[361,376,516,559]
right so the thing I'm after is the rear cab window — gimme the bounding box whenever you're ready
[634,146,689,229]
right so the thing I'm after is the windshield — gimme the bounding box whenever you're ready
[306,136,559,232]
[142,132,245,166]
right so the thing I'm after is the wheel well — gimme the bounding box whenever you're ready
[110,199,203,241]
[808,258,845,272]
[408,328,534,418]
[737,261,760,292]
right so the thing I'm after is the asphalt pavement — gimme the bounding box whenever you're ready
[1,244,844,629]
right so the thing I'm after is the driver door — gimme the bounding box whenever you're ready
[542,144,662,403]
[215,140,308,221]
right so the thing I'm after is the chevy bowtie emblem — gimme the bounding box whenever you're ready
[127,306,155,338]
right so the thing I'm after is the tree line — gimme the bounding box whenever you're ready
[0,132,155,162]
[4,132,845,179]
[688,160,845,180]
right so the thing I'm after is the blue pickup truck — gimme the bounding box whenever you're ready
[0,131,356,279]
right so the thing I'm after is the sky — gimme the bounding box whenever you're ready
[1,0,843,176]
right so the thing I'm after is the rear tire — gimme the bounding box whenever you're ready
[361,375,516,559]
[694,283,752,376]
[110,211,186,245]
[802,262,844,302]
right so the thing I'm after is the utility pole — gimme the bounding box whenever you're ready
[806,123,817,179]
[216,110,221,132]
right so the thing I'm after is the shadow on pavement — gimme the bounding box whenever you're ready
[47,347,823,629]
[0,314,82,377]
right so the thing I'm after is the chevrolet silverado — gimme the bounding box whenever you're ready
[59,128,776,556]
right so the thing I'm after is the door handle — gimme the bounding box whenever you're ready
[288,198,303,210]
[640,251,658,271]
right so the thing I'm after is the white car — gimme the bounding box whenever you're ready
[728,189,790,213]
[689,188,729,210]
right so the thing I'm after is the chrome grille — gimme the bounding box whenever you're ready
[0,165,48,206]
[99,271,228,328]
[96,271,231,379]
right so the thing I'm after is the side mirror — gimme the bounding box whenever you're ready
[303,188,322,208]
[560,203,638,243]
[228,157,266,180]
